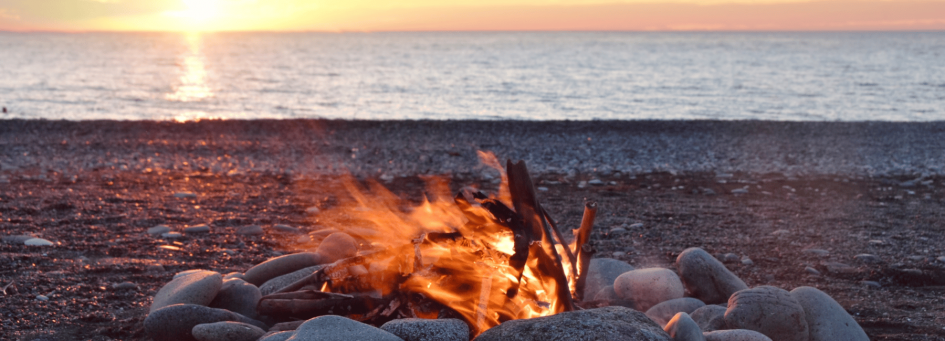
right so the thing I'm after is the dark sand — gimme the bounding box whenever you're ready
[1,120,944,340]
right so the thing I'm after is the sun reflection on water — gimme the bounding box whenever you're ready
[167,32,214,121]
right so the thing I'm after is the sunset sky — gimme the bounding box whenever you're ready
[1,0,944,32]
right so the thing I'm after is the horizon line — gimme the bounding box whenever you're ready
[3,28,945,34]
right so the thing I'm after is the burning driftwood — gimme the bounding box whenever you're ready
[257,159,598,335]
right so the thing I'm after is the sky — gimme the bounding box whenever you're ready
[1,0,944,32]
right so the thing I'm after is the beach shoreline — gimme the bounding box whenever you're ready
[3,119,945,180]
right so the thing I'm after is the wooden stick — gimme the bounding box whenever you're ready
[541,205,578,280]
[573,201,598,300]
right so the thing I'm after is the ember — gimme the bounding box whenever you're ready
[264,152,597,335]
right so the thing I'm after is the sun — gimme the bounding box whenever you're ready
[179,0,221,23]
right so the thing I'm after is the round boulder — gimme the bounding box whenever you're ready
[676,247,748,304]
[614,268,685,312]
[664,312,705,341]
[789,286,869,341]
[209,278,261,319]
[592,285,635,308]
[724,286,809,341]
[242,252,325,286]
[380,318,469,341]
[150,270,222,313]
[192,321,266,341]
[315,232,359,263]
[646,297,706,326]
[474,306,670,341]
[689,305,727,332]
[703,330,773,341]
[144,304,267,341]
[582,258,635,298]
[287,315,402,341]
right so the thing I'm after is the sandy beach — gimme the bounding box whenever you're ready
[2,119,944,340]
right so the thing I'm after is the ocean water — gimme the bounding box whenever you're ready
[1,31,943,121]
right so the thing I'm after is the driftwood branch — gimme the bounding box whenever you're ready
[573,201,598,300]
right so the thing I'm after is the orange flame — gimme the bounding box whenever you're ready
[311,152,574,334]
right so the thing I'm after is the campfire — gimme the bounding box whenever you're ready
[259,152,598,335]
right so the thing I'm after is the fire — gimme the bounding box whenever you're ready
[310,152,580,334]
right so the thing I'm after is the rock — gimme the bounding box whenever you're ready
[304,206,320,214]
[592,285,635,308]
[703,330,772,341]
[209,278,261,319]
[937,256,945,263]
[741,257,754,266]
[583,258,635,298]
[805,267,821,276]
[236,225,264,236]
[380,318,469,341]
[853,254,881,264]
[719,253,739,263]
[287,315,402,341]
[663,313,705,341]
[689,305,727,332]
[259,331,295,341]
[174,192,197,198]
[724,286,809,341]
[675,248,749,304]
[24,238,54,246]
[731,188,748,194]
[588,179,604,186]
[111,282,137,290]
[628,223,644,228]
[162,232,183,239]
[184,224,211,233]
[243,252,325,286]
[646,297,706,326]
[860,281,881,288]
[148,225,172,235]
[151,270,222,312]
[868,239,885,246]
[315,232,359,263]
[260,265,324,296]
[273,224,301,233]
[802,249,830,257]
[223,272,244,280]
[192,321,266,341]
[145,304,267,341]
[577,181,587,188]
[175,269,213,279]
[475,306,670,341]
[789,286,869,341]
[2,235,36,244]
[36,295,49,301]
[824,262,857,275]
[614,268,685,312]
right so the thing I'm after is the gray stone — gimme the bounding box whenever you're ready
[148,225,172,235]
[242,252,325,286]
[790,286,869,341]
[259,331,295,341]
[583,258,635,298]
[287,315,402,341]
[615,268,685,312]
[236,225,264,236]
[724,286,809,341]
[2,235,36,244]
[802,249,830,257]
[150,270,223,312]
[260,265,323,296]
[689,305,727,332]
[24,238,54,246]
[741,257,754,266]
[854,254,881,264]
[646,297,706,326]
[805,267,821,276]
[474,306,670,341]
[209,278,261,319]
[144,304,267,341]
[719,253,739,264]
[223,272,244,280]
[162,232,183,239]
[175,269,212,279]
[592,285,635,308]
[676,247,748,304]
[184,224,211,233]
[663,312,705,341]
[315,232,359,263]
[274,224,302,233]
[111,282,137,290]
[703,330,772,341]
[192,321,266,341]
[860,281,881,288]
[825,262,857,275]
[380,318,469,341]
[174,192,197,198]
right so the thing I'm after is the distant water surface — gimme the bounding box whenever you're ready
[1,31,943,121]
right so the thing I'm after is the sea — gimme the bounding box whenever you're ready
[1,31,943,122]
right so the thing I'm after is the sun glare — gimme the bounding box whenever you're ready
[177,0,221,25]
